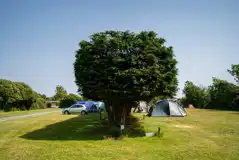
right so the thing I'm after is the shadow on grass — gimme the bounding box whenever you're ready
[124,115,146,137]
[231,112,239,115]
[20,113,145,141]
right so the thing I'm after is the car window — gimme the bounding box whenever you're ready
[71,105,79,108]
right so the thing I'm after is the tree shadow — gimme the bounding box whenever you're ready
[124,115,146,137]
[21,113,110,141]
[231,112,239,115]
[20,113,145,141]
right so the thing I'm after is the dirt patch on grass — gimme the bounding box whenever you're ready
[174,125,194,129]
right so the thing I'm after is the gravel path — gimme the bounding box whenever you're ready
[0,110,60,122]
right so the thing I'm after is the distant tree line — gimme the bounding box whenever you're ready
[59,93,83,108]
[50,85,83,108]
[180,64,239,111]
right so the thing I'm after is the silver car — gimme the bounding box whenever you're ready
[62,104,88,115]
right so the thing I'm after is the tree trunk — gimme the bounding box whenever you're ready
[104,99,133,126]
[112,104,122,126]
[104,100,116,126]
[133,107,137,112]
[108,112,116,125]
[120,105,126,126]
[126,106,131,116]
[146,102,149,112]
[108,103,125,126]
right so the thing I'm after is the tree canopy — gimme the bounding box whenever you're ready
[74,30,178,125]
[53,85,67,101]
[228,64,239,84]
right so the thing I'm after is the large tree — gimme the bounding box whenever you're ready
[74,30,178,125]
[228,64,239,84]
[53,85,67,101]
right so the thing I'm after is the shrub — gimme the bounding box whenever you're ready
[59,94,82,108]
[3,104,18,112]
[31,103,39,109]
[47,102,52,108]
[56,101,60,106]
[107,127,121,138]
[60,98,76,108]
[32,98,46,109]
[0,79,36,110]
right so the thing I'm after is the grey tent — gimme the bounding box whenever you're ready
[149,99,186,117]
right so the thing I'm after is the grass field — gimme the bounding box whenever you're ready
[0,108,60,118]
[0,109,238,160]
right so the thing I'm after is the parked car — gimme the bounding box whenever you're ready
[62,104,87,115]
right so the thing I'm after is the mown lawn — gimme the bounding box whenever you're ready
[0,108,60,118]
[0,109,238,160]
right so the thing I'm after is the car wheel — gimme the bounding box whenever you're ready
[81,111,87,115]
[64,111,70,115]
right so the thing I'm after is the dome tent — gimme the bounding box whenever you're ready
[76,101,97,112]
[148,99,186,117]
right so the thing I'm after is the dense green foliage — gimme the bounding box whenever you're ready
[228,64,239,84]
[52,85,67,101]
[182,64,239,110]
[207,78,239,110]
[37,94,48,100]
[74,30,178,125]
[59,93,83,108]
[0,79,46,111]
[32,98,46,109]
[46,102,52,108]
[0,79,36,111]
[182,81,210,108]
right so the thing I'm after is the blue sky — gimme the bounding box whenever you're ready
[0,0,238,97]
